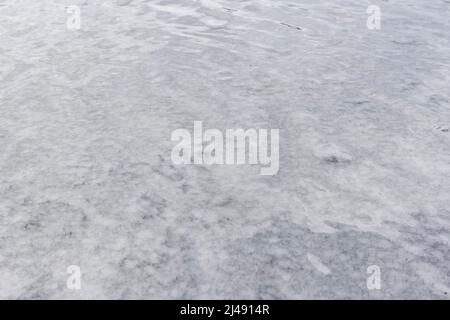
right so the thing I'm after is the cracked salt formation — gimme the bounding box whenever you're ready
[0,0,449,299]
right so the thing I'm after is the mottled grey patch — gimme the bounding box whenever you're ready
[153,155,184,182]
[214,219,445,299]
[139,192,167,219]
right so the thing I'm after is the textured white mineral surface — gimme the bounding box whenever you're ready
[0,0,449,299]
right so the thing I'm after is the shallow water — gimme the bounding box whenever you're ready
[0,0,449,299]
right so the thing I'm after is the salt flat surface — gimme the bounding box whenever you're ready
[0,0,449,299]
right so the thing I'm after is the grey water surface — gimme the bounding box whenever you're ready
[0,0,449,299]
